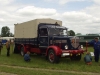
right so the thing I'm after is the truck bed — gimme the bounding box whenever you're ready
[15,38,38,45]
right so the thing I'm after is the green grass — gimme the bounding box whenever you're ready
[0,45,100,75]
[0,66,88,75]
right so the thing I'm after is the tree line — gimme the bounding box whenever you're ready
[0,26,14,37]
[0,26,76,37]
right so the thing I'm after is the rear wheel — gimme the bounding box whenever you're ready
[13,44,20,53]
[48,49,59,63]
[20,47,25,56]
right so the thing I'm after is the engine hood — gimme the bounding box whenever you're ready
[49,36,80,50]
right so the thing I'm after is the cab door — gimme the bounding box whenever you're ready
[38,27,49,48]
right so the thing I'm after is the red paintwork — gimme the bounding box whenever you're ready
[30,48,41,54]
[19,44,41,54]
[18,44,31,53]
[46,45,87,56]
[46,46,62,56]
[62,49,86,54]
[20,44,87,56]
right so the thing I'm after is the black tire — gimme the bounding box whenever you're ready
[70,54,81,61]
[13,44,20,53]
[76,54,82,60]
[20,47,25,56]
[48,49,59,63]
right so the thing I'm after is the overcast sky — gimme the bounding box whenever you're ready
[0,0,100,35]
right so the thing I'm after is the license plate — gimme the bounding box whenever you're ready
[62,53,69,56]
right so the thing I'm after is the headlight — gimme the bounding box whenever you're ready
[65,45,68,49]
[81,45,83,49]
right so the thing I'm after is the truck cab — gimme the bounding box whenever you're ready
[38,23,68,48]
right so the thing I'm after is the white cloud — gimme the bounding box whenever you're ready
[0,3,59,34]
[62,11,92,21]
[61,10,100,34]
[93,0,100,4]
[0,11,8,16]
[44,0,52,1]
[44,0,87,5]
[0,0,100,35]
[82,5,100,18]
[0,18,5,22]
[59,0,86,5]
[0,0,14,5]
[16,6,57,16]
[62,11,100,23]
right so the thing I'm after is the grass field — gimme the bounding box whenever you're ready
[0,45,100,75]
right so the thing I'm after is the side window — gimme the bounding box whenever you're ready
[40,28,48,36]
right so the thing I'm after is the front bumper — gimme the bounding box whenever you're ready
[61,49,86,57]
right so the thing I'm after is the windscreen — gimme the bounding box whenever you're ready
[49,26,68,36]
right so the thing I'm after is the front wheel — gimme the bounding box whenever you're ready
[48,49,59,63]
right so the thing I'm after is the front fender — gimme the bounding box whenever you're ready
[46,46,62,56]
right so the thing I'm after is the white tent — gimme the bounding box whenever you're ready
[0,37,14,40]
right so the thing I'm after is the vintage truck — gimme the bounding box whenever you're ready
[14,18,87,63]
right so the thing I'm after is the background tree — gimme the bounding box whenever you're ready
[68,30,75,36]
[1,26,10,37]
[9,33,14,37]
[76,33,82,35]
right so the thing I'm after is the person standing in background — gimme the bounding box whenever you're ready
[0,40,3,55]
[6,40,10,56]
[86,37,100,62]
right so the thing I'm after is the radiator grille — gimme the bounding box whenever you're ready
[71,37,79,48]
